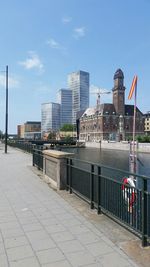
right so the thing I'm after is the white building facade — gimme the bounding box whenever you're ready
[41,102,60,137]
[68,70,89,124]
[57,89,72,127]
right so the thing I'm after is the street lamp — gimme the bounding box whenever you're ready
[5,65,8,153]
[0,65,8,153]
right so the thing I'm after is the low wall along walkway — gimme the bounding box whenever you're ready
[85,141,150,153]
[43,150,74,190]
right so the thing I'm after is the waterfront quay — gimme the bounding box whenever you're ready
[85,141,150,153]
[0,144,149,266]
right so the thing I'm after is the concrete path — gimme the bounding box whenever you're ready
[0,144,138,267]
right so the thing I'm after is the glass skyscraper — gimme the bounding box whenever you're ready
[41,102,60,136]
[57,88,72,127]
[68,70,89,124]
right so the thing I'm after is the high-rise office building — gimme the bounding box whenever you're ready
[41,102,60,136]
[57,88,72,127]
[68,70,89,124]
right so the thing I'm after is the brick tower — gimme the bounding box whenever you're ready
[112,69,125,115]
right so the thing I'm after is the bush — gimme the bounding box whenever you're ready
[136,135,150,143]
[60,124,76,131]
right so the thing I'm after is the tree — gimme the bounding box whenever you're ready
[47,132,56,140]
[60,124,76,131]
[0,130,4,139]
[64,135,73,143]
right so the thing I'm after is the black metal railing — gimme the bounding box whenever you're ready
[33,148,43,170]
[8,141,35,153]
[66,157,150,247]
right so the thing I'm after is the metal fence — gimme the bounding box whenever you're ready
[32,148,43,170]
[8,141,35,153]
[66,157,150,247]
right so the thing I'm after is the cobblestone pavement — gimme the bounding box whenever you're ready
[0,144,139,267]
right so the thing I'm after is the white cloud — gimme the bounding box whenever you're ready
[46,38,67,55]
[0,74,19,88]
[90,85,110,94]
[19,51,44,71]
[46,38,61,49]
[73,27,86,39]
[62,16,72,24]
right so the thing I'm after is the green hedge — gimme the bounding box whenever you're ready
[127,135,150,143]
[136,135,150,143]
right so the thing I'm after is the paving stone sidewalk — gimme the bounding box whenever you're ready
[0,145,138,267]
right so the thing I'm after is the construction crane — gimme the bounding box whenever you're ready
[90,86,111,111]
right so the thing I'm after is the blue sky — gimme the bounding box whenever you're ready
[0,0,149,133]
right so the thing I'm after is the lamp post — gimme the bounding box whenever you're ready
[5,65,8,153]
[0,65,8,153]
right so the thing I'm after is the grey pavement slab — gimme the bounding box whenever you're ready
[6,244,34,262]
[65,250,99,266]
[45,223,66,234]
[0,233,3,243]
[0,253,9,267]
[51,230,75,243]
[4,235,29,249]
[42,260,72,267]
[68,224,91,235]
[26,230,50,243]
[57,239,85,254]
[0,242,5,254]
[39,217,60,226]
[1,228,25,239]
[84,264,103,267]
[75,231,102,245]
[31,238,56,252]
[22,222,43,232]
[0,222,21,231]
[36,247,65,265]
[85,240,114,257]
[9,257,40,267]
[98,251,134,267]
[17,216,39,225]
[0,145,139,267]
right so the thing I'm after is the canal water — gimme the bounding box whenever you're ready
[62,147,150,178]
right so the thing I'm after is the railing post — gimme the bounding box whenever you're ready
[90,164,94,209]
[97,166,101,214]
[66,158,69,191]
[38,150,40,170]
[32,149,35,166]
[69,159,73,194]
[44,155,46,175]
[142,178,148,247]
